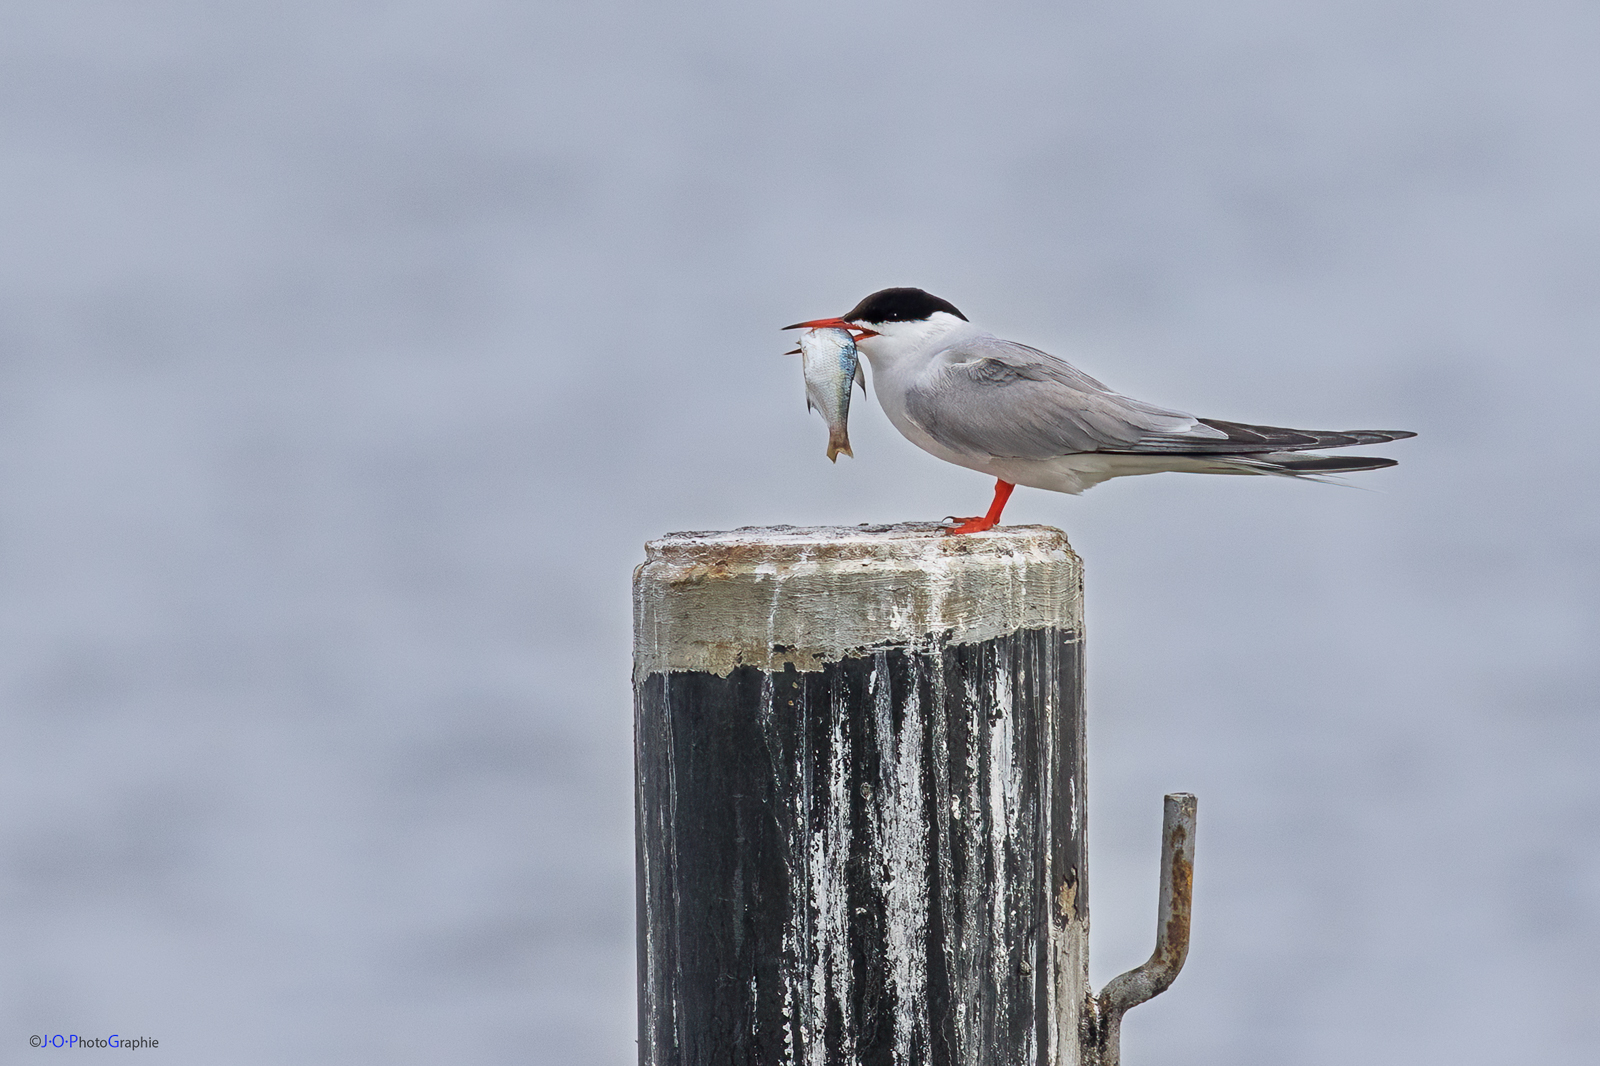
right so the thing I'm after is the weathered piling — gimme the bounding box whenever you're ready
[633,524,1087,1065]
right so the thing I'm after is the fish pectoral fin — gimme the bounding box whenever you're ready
[854,365,866,391]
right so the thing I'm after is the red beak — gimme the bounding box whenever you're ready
[782,316,879,339]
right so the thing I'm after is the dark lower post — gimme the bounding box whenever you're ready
[633,524,1087,1065]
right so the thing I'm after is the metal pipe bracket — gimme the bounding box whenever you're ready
[1084,792,1198,1066]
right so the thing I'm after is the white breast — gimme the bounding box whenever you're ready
[855,318,1004,478]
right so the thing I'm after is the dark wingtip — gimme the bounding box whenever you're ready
[1189,419,1417,452]
[1278,455,1400,473]
[1342,430,1417,446]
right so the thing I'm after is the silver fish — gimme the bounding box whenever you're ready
[798,327,866,462]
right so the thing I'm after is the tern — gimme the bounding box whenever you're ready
[786,287,1415,534]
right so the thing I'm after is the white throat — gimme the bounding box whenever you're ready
[852,311,973,373]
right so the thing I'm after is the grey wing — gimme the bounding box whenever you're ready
[903,336,1417,459]
[902,336,1226,459]
[1109,418,1417,454]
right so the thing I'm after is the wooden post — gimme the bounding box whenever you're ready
[633,524,1087,1065]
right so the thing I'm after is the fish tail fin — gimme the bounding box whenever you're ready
[826,428,854,463]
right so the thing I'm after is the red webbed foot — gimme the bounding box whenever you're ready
[942,479,1015,536]
[945,514,999,535]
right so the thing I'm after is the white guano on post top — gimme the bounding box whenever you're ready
[633,522,1083,680]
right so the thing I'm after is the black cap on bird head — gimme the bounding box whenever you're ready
[842,288,968,324]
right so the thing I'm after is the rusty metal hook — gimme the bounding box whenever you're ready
[1085,792,1197,1066]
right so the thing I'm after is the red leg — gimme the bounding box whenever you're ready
[946,480,1015,535]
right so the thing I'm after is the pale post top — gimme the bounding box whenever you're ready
[634,523,1082,680]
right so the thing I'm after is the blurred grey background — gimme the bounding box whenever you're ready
[1,1,1595,1063]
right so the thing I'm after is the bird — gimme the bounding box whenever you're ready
[785,287,1415,534]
